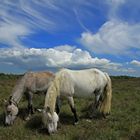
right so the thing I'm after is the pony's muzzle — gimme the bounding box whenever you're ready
[5,120,14,126]
[4,120,13,126]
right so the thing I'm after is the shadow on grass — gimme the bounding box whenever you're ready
[80,103,105,120]
[25,115,42,130]
[0,112,5,126]
[18,107,50,135]
[18,107,28,120]
[32,112,75,135]
[59,112,74,125]
[25,114,50,135]
[18,107,42,120]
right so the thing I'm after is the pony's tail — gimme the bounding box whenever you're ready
[99,73,112,116]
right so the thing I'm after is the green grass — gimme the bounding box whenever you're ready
[0,74,140,140]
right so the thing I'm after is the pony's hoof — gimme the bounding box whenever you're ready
[36,108,42,112]
[74,121,79,125]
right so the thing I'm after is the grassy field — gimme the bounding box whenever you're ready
[0,74,140,140]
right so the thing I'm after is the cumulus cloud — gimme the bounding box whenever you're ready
[53,45,76,52]
[1,46,136,76]
[0,0,139,76]
[79,20,140,55]
[0,46,121,72]
[130,60,140,67]
[79,0,140,58]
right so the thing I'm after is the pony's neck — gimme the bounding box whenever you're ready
[10,75,26,104]
[44,80,60,114]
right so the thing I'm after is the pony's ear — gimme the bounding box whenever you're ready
[8,96,12,105]
[9,96,12,100]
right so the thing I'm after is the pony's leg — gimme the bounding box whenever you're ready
[90,93,101,118]
[67,96,79,125]
[94,94,101,109]
[27,92,34,115]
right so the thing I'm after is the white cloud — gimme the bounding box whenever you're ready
[54,45,76,52]
[0,0,93,48]
[1,46,137,76]
[0,0,57,30]
[0,0,139,76]
[106,0,126,19]
[0,46,121,72]
[107,0,125,4]
[0,0,87,33]
[0,22,31,48]
[79,20,140,55]
[0,0,59,48]
[130,60,140,67]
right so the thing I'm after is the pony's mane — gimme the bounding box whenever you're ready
[44,70,64,113]
[10,73,27,104]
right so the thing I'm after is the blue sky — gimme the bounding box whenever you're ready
[0,0,140,76]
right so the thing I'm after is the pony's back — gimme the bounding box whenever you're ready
[54,68,108,97]
[24,71,54,92]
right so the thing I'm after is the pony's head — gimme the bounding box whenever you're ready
[4,100,18,126]
[42,107,59,134]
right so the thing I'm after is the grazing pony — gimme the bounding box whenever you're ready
[43,68,112,134]
[4,71,55,125]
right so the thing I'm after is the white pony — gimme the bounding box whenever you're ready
[4,71,55,125]
[43,68,112,134]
